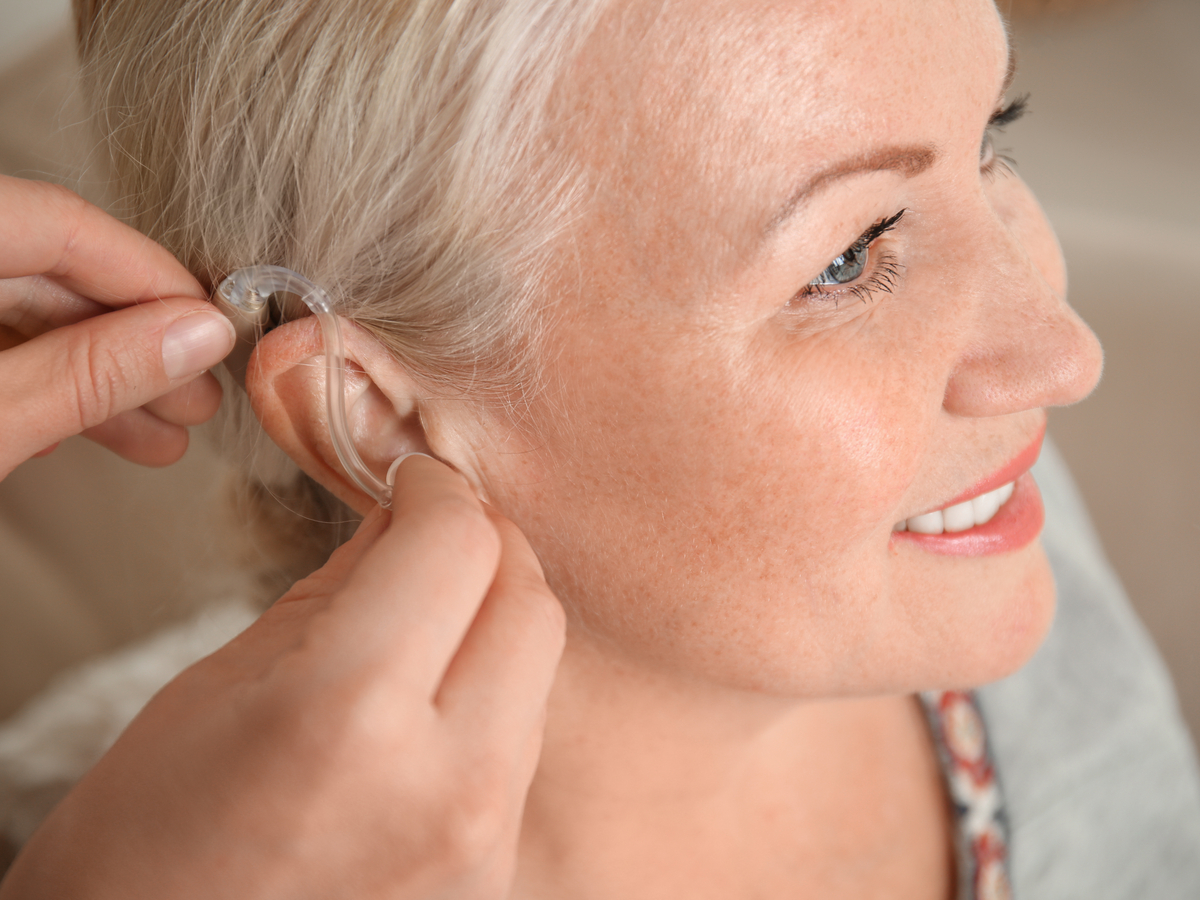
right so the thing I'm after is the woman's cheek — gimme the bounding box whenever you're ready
[758,335,934,535]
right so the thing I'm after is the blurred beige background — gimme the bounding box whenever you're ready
[1002,0,1200,740]
[0,0,1197,740]
[0,1,251,720]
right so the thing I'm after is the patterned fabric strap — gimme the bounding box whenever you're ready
[919,690,1013,900]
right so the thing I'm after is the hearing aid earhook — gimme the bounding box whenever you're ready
[217,265,396,508]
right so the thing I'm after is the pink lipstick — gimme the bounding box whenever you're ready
[891,430,1045,557]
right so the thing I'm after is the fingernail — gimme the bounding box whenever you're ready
[162,311,236,380]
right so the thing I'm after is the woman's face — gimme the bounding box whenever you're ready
[453,0,1102,697]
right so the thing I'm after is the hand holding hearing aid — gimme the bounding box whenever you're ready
[2,454,566,900]
[0,175,235,480]
[0,174,566,899]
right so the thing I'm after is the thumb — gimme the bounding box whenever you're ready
[0,299,234,478]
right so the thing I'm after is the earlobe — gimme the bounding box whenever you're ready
[245,316,434,514]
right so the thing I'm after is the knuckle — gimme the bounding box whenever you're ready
[249,667,360,760]
[539,593,568,646]
[436,774,509,869]
[522,582,567,645]
[249,620,411,750]
[39,182,90,274]
[498,561,566,643]
[65,328,129,428]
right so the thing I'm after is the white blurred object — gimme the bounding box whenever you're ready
[0,602,259,847]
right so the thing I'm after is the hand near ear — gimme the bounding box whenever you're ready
[0,455,566,900]
[0,175,234,479]
[248,311,443,514]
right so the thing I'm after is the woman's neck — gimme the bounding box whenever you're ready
[511,633,954,900]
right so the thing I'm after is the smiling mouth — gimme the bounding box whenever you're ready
[892,480,1015,535]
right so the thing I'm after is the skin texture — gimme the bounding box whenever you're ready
[259,0,1102,697]
[1,459,567,900]
[0,0,1100,897]
[0,176,232,475]
[499,0,1100,699]
[245,0,1101,896]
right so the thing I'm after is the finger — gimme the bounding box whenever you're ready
[142,373,224,426]
[212,506,390,680]
[0,176,204,306]
[0,275,107,336]
[0,299,234,478]
[436,513,565,742]
[276,505,392,605]
[82,408,190,467]
[319,455,503,690]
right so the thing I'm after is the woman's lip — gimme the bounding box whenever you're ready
[891,471,1043,556]
[938,426,1046,512]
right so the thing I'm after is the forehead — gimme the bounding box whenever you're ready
[556,0,1006,295]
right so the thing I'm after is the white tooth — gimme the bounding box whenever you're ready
[996,481,1014,505]
[971,488,1001,526]
[907,510,944,534]
[901,480,1016,536]
[942,500,976,533]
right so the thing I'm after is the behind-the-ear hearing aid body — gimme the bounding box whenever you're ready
[218,266,397,508]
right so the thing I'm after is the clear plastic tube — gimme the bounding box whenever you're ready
[217,266,393,508]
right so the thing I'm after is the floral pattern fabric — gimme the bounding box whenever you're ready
[920,690,1013,900]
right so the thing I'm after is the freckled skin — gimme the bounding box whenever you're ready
[240,1,1103,895]
[397,0,1104,894]
[443,0,1101,700]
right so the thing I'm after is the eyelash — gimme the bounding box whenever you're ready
[981,94,1029,179]
[790,95,1031,309]
[792,210,906,307]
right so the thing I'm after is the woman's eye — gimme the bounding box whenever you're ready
[793,209,906,307]
[811,243,869,286]
[981,94,1029,176]
[980,131,997,168]
[807,209,905,289]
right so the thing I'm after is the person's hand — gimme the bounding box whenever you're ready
[0,175,235,479]
[0,455,566,900]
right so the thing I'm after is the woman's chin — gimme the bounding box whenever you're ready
[914,543,1058,692]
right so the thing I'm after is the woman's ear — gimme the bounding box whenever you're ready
[245,316,434,515]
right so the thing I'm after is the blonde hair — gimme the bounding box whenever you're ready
[73,0,605,593]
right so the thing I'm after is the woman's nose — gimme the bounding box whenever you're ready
[941,210,1103,418]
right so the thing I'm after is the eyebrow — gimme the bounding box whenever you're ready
[765,144,938,235]
[765,37,1017,238]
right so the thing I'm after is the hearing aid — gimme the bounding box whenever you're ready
[217,265,406,508]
